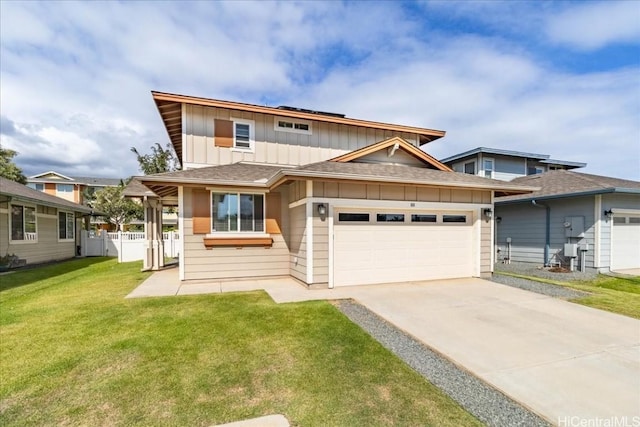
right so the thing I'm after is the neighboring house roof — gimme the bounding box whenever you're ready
[329,137,452,171]
[496,170,640,204]
[0,177,93,214]
[133,161,536,199]
[152,91,447,161]
[440,147,586,169]
[27,173,122,187]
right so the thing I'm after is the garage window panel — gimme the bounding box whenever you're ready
[376,213,405,222]
[338,213,370,222]
[443,214,467,223]
[613,217,626,225]
[411,214,437,223]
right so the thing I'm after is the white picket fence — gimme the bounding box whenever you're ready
[81,230,179,262]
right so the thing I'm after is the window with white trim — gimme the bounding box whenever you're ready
[59,211,75,240]
[483,158,494,178]
[211,192,264,232]
[233,119,255,150]
[11,204,37,241]
[56,184,73,193]
[27,183,45,191]
[274,116,312,135]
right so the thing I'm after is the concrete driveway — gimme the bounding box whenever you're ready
[129,271,640,423]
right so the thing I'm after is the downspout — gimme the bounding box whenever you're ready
[531,200,550,266]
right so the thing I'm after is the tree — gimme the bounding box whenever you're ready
[131,142,180,175]
[0,148,27,184]
[92,184,143,231]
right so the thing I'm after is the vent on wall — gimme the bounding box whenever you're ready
[277,105,345,118]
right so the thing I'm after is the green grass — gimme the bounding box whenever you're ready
[0,258,480,426]
[497,271,640,319]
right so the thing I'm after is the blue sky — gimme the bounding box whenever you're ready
[1,0,639,180]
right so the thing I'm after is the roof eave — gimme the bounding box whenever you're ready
[274,169,537,193]
[496,187,640,205]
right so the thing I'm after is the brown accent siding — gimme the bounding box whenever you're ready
[192,189,211,234]
[44,183,56,195]
[204,237,272,247]
[266,192,282,234]
[214,119,233,148]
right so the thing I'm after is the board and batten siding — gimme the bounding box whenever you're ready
[181,187,289,281]
[312,181,491,204]
[0,210,77,265]
[183,104,421,167]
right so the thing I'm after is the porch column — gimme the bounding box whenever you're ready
[143,197,155,270]
[153,201,165,269]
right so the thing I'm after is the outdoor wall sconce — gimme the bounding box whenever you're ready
[604,209,613,218]
[317,204,327,216]
[496,216,502,224]
[483,208,493,219]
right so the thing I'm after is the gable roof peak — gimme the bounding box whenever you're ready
[329,137,452,171]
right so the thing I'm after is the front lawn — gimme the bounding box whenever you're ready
[0,258,480,426]
[497,271,640,319]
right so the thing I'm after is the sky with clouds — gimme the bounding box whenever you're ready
[1,0,639,180]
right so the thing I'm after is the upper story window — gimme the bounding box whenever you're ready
[58,211,75,240]
[483,159,494,178]
[464,161,476,175]
[274,116,312,135]
[56,184,73,193]
[232,118,255,151]
[27,183,45,192]
[211,192,264,232]
[527,166,545,175]
[11,204,37,242]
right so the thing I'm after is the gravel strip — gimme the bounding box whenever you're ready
[495,262,597,282]
[490,274,588,299]
[335,300,549,427]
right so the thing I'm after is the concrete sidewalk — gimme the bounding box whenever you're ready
[127,269,640,423]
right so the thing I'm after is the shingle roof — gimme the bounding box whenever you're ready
[123,178,159,197]
[71,176,123,186]
[0,177,93,213]
[137,161,536,195]
[496,170,640,203]
[289,161,536,192]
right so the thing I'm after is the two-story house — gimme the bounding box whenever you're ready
[440,147,586,181]
[27,172,122,204]
[127,91,535,287]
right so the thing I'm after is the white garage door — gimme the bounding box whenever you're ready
[334,211,474,287]
[611,215,640,270]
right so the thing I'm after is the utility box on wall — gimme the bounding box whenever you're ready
[564,243,578,257]
[564,216,585,238]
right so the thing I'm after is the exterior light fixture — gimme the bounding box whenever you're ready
[483,208,493,219]
[604,209,613,218]
[317,204,326,216]
[496,216,502,224]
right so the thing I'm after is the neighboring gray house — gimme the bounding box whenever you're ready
[0,177,93,265]
[495,170,640,272]
[440,147,586,181]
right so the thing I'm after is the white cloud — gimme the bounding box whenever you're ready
[545,1,640,50]
[0,1,638,181]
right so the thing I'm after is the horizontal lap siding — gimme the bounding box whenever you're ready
[0,213,76,265]
[183,104,421,167]
[496,196,597,267]
[313,205,329,284]
[289,204,306,282]
[181,187,289,281]
[480,217,492,275]
[496,204,546,264]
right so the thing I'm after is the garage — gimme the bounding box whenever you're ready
[333,210,475,286]
[611,215,640,271]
